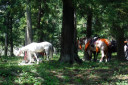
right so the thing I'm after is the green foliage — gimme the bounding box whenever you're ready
[76,0,128,39]
[0,0,128,55]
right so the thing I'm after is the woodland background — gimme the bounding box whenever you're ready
[0,0,128,84]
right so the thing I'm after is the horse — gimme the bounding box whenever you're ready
[78,37,99,61]
[94,38,111,62]
[109,40,128,60]
[15,41,54,64]
[77,37,86,50]
[78,37,111,62]
[124,41,128,60]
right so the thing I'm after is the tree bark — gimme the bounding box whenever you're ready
[25,0,32,61]
[73,11,82,64]
[86,8,93,38]
[4,15,9,56]
[59,0,82,64]
[26,0,32,44]
[116,26,125,61]
[37,0,46,42]
[36,0,47,42]
[4,33,8,56]
[85,8,93,60]
[10,17,13,56]
[37,1,43,42]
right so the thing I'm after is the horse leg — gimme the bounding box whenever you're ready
[104,55,108,62]
[27,52,32,64]
[49,47,53,60]
[108,48,112,61]
[125,50,128,60]
[105,51,109,62]
[33,53,39,64]
[87,50,92,61]
[45,49,49,60]
[84,51,89,61]
[99,50,105,62]
[24,51,28,62]
[105,55,108,62]
[93,51,97,62]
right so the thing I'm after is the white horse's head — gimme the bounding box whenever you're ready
[13,48,24,57]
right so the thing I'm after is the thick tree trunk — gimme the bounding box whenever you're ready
[37,2,42,42]
[59,0,82,64]
[85,8,93,60]
[116,26,125,61]
[37,0,44,42]
[86,9,92,38]
[73,11,82,64]
[37,0,47,42]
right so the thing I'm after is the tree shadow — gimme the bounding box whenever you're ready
[1,55,128,84]
[36,54,128,84]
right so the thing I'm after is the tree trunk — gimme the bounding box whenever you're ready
[73,11,82,64]
[4,15,9,56]
[25,28,27,45]
[86,9,93,38]
[85,8,93,60]
[59,0,82,64]
[10,17,13,56]
[37,1,42,42]
[116,26,125,61]
[4,33,8,56]
[25,0,32,62]
[26,0,32,44]
[37,0,44,42]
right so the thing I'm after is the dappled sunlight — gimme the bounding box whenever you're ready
[1,53,128,84]
[78,51,84,58]
[115,75,128,80]
[0,0,128,84]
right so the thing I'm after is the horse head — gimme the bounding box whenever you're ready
[78,37,86,50]
[110,40,117,52]
[13,48,19,56]
[14,48,24,57]
[90,36,99,48]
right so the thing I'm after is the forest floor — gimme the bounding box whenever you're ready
[0,52,128,85]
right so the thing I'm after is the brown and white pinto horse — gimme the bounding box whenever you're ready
[78,37,99,61]
[78,37,111,62]
[94,38,111,62]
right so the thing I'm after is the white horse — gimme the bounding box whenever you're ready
[15,41,53,64]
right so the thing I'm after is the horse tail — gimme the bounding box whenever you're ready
[53,47,55,53]
[49,44,54,59]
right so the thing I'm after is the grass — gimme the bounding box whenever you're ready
[0,52,128,85]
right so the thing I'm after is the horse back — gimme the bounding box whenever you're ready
[99,39,111,46]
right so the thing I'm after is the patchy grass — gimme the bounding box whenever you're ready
[0,53,128,85]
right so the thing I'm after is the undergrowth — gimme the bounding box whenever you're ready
[0,53,128,85]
